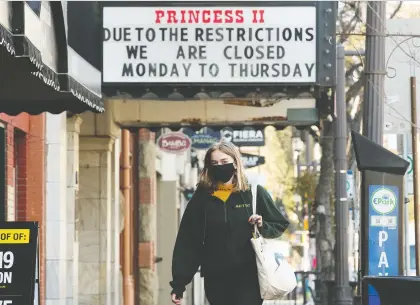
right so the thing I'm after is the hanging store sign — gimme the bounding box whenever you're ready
[241,153,265,169]
[183,128,221,150]
[221,126,265,147]
[0,222,38,305]
[157,132,191,154]
[102,6,317,84]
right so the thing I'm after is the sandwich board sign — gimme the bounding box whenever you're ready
[0,222,38,305]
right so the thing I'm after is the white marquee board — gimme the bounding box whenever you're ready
[103,6,317,83]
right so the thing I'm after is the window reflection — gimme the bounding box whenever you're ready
[26,1,41,17]
[410,245,416,270]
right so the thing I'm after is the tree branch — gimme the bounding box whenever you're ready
[346,62,363,79]
[390,2,403,19]
[346,76,365,104]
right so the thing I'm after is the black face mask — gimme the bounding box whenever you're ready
[210,163,235,183]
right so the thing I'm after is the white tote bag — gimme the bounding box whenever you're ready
[250,183,297,300]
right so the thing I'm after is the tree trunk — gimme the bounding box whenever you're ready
[314,119,335,304]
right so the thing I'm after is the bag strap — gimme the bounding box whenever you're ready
[250,183,259,237]
[251,183,257,214]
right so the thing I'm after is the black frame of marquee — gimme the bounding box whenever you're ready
[101,1,337,104]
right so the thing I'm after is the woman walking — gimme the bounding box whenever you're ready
[170,140,290,305]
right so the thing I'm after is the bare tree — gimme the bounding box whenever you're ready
[314,118,335,282]
[313,2,404,303]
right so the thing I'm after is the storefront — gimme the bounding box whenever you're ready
[0,0,105,215]
[0,2,104,305]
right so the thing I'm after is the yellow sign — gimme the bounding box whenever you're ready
[0,229,30,244]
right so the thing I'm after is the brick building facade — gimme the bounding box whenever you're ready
[0,113,46,304]
[0,2,104,305]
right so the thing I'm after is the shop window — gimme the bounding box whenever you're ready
[67,1,101,69]
[410,245,416,271]
[14,130,26,221]
[26,1,41,17]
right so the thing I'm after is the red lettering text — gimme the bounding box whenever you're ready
[252,9,265,23]
[155,10,164,23]
[154,9,244,24]
[168,10,177,23]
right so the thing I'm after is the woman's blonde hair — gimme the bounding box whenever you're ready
[198,140,249,192]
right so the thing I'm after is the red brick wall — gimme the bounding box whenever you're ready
[0,113,45,305]
[138,241,155,269]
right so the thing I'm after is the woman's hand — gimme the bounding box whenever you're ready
[171,294,182,305]
[248,214,263,227]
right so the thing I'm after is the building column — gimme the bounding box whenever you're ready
[45,112,68,305]
[137,129,158,305]
[78,136,114,305]
[112,137,123,305]
[67,115,82,305]
[157,179,178,305]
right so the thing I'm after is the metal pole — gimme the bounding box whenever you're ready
[341,49,364,305]
[403,133,411,275]
[362,1,386,145]
[334,44,353,305]
[410,77,420,275]
[297,154,301,178]
[305,131,311,167]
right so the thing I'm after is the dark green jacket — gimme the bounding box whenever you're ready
[170,184,290,298]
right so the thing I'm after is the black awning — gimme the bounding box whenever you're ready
[0,25,15,57]
[0,24,104,115]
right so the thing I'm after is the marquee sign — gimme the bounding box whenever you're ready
[0,222,38,305]
[103,5,316,84]
[102,1,336,98]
